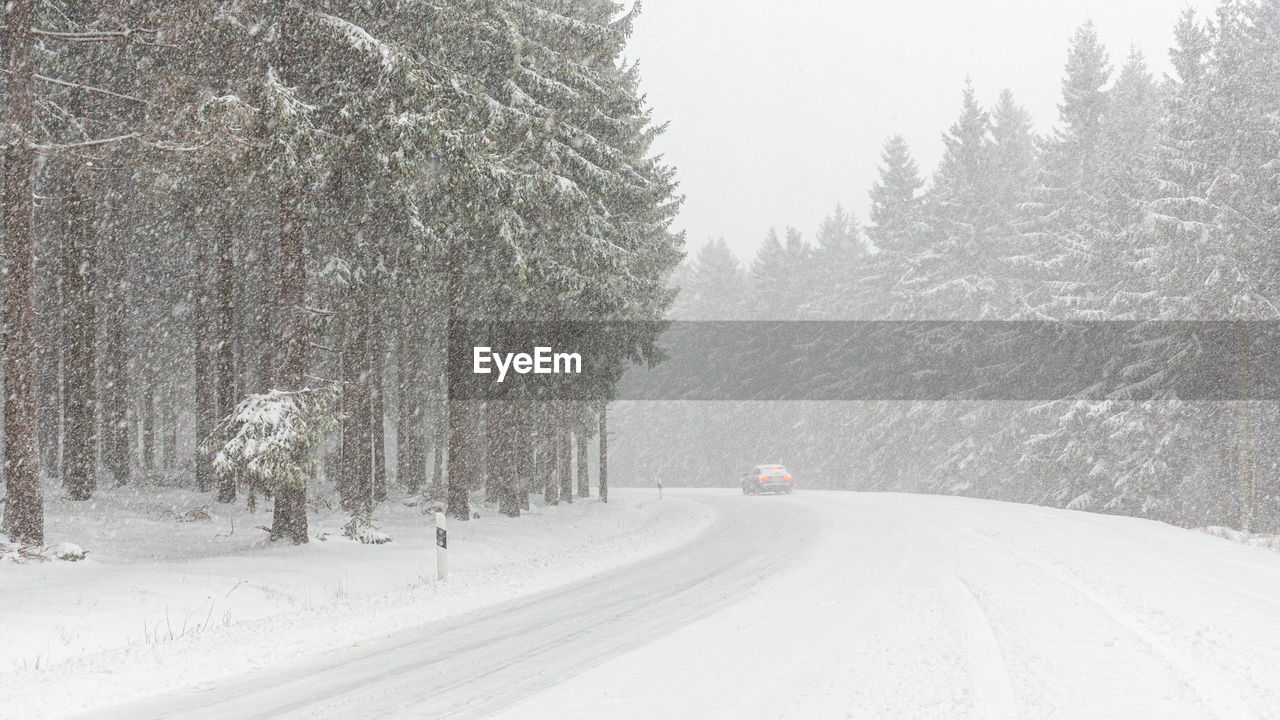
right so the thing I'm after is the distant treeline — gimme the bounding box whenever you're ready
[615,3,1280,532]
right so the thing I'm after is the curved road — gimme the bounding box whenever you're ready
[87,490,1280,720]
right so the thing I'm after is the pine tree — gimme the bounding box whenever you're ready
[748,228,811,317]
[867,136,925,254]
[1019,21,1113,319]
[60,173,99,501]
[913,80,1000,317]
[676,238,746,319]
[1099,46,1161,312]
[988,89,1038,314]
[815,204,862,256]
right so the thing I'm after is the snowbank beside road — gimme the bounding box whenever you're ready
[0,485,711,719]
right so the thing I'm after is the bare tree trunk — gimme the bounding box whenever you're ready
[1,0,43,544]
[62,177,98,501]
[484,403,499,504]
[598,403,608,504]
[38,310,59,482]
[370,316,387,503]
[431,396,445,489]
[143,381,157,471]
[101,275,131,488]
[193,238,216,492]
[271,181,309,543]
[542,421,558,506]
[257,227,275,393]
[502,413,522,518]
[489,402,521,517]
[558,422,573,503]
[576,428,589,499]
[162,386,177,470]
[395,322,426,493]
[445,237,471,520]
[38,208,59,482]
[341,307,372,515]
[517,403,532,511]
[214,221,236,503]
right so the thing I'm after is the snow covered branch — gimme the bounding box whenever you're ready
[201,387,343,499]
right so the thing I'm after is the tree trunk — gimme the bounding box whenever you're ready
[370,316,387,503]
[61,177,98,501]
[502,410,522,517]
[101,278,131,488]
[484,403,499,504]
[431,397,445,489]
[341,308,373,515]
[38,309,59,482]
[270,181,309,543]
[396,323,427,493]
[257,226,275,393]
[576,429,589,499]
[142,381,156,472]
[1,0,43,544]
[598,403,608,503]
[490,402,521,517]
[214,221,236,503]
[542,434,558,506]
[558,423,573,503]
[444,236,471,520]
[193,237,216,492]
[517,404,532,511]
[38,209,59,483]
[162,388,177,470]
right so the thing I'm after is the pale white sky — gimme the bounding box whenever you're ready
[624,1,1219,260]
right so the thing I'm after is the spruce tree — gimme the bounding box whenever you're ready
[867,135,925,255]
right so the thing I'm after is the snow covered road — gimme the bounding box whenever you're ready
[495,491,1280,720]
[30,490,1280,718]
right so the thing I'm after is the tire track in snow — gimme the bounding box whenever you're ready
[947,522,1262,720]
[86,494,818,720]
[944,572,1019,720]
[710,517,921,720]
[439,503,816,720]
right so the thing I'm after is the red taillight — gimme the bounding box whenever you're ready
[756,475,767,483]
[784,474,793,481]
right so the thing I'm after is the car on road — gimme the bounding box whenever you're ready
[742,464,794,495]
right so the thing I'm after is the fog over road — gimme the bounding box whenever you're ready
[88,490,1280,720]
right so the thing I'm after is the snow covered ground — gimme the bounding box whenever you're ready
[5,488,1280,719]
[0,485,711,719]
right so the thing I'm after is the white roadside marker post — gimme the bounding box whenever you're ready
[657,478,663,500]
[435,511,448,581]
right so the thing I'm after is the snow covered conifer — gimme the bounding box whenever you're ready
[676,238,746,319]
[203,387,342,541]
[815,205,862,256]
[912,81,1001,318]
[867,136,925,255]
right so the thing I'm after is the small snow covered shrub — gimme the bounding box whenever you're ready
[201,386,342,502]
[342,514,392,545]
[50,542,87,561]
